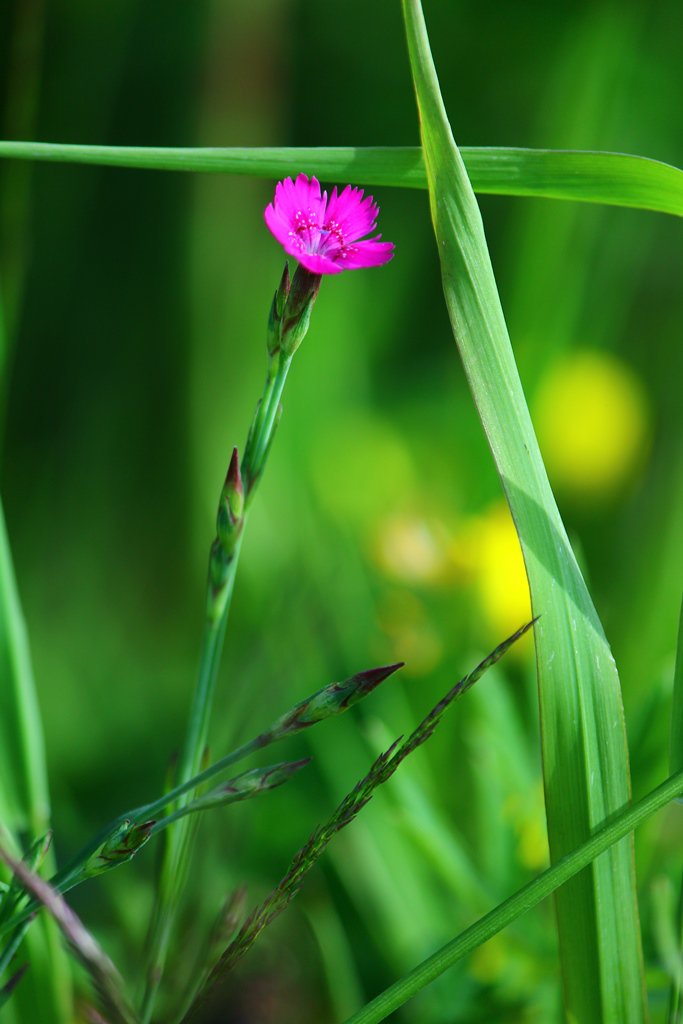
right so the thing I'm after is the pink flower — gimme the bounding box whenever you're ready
[264,173,394,275]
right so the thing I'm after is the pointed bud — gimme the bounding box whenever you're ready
[269,663,403,738]
[86,818,155,876]
[187,759,311,814]
[216,447,244,556]
[224,447,244,520]
[267,262,291,356]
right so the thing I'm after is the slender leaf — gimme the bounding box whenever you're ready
[0,498,71,1021]
[0,141,682,216]
[343,770,683,1024]
[400,1,645,1020]
[667,598,683,1023]
[0,501,49,840]
[669,598,683,776]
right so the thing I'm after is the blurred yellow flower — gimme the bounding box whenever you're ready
[373,514,449,585]
[457,503,532,642]
[534,350,649,499]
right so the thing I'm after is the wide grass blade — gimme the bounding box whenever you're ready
[669,599,683,776]
[667,599,683,1022]
[0,501,49,841]
[0,499,71,1021]
[0,141,682,216]
[401,1,645,1021]
[343,769,683,1024]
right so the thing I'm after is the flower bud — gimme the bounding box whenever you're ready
[269,662,403,738]
[85,819,155,877]
[185,759,310,814]
[216,447,244,556]
[280,266,321,357]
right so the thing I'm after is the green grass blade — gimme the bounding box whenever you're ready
[669,598,683,776]
[0,499,72,1021]
[400,1,645,1021]
[0,141,682,216]
[0,501,49,836]
[667,598,683,1023]
[342,770,683,1024]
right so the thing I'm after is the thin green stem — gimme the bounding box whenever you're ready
[242,354,292,498]
[668,867,683,1024]
[138,350,295,1022]
[343,771,683,1024]
[0,498,72,1019]
[133,733,265,826]
[0,499,49,832]
[176,600,232,787]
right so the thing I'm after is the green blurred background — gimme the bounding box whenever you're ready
[1,1,682,1020]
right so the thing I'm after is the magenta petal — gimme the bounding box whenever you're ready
[264,202,293,250]
[341,239,395,270]
[324,185,379,243]
[264,173,395,274]
[296,251,345,275]
[275,174,323,224]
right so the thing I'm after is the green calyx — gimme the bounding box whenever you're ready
[267,263,321,359]
[215,448,245,557]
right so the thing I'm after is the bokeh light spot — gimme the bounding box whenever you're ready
[534,349,650,500]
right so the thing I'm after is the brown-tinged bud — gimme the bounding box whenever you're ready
[85,819,155,876]
[280,265,321,357]
[269,662,404,738]
[186,759,311,814]
[216,447,245,555]
[224,447,244,519]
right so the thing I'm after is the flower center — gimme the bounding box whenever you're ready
[288,209,356,262]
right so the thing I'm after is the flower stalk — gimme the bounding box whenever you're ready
[1,175,394,1016]
[138,260,320,1022]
